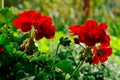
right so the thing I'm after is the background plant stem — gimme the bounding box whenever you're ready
[0,0,4,9]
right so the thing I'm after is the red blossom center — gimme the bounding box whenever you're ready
[96,49,102,56]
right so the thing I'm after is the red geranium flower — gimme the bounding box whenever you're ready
[92,46,112,64]
[69,20,110,47]
[13,10,56,40]
[0,47,4,54]
[13,10,41,32]
[35,16,56,40]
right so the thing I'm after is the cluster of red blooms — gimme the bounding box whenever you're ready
[0,47,4,54]
[13,10,56,40]
[13,10,112,64]
[69,20,112,64]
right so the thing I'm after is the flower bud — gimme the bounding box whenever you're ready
[59,37,71,46]
[0,47,4,54]
[74,38,79,44]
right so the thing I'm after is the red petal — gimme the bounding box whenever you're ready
[35,32,44,40]
[13,18,22,28]
[38,16,52,27]
[69,26,81,35]
[78,35,85,43]
[18,10,36,18]
[99,23,107,30]
[32,12,41,26]
[44,25,56,39]
[85,20,98,33]
[100,35,110,47]
[21,24,32,32]
[93,46,97,55]
[92,55,99,64]
[101,47,112,57]
[99,56,108,63]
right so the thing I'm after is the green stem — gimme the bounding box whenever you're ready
[52,43,60,80]
[30,26,35,39]
[68,60,84,80]
[55,43,60,61]
[0,0,4,9]
[79,43,85,49]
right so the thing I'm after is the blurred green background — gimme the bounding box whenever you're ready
[1,0,120,79]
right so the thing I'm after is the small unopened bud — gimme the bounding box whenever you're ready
[20,44,25,51]
[74,38,79,44]
[0,47,4,54]
[25,43,30,51]
[20,38,35,55]
[59,37,71,46]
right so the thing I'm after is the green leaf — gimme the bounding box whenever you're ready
[111,37,120,56]
[37,55,48,61]
[0,8,17,24]
[0,34,8,45]
[20,76,35,80]
[4,44,13,53]
[34,70,48,80]
[31,57,38,62]
[1,52,12,65]
[0,23,5,28]
[16,70,26,79]
[31,55,48,62]
[0,62,1,67]
[56,60,73,73]
[4,45,12,52]
[21,59,36,75]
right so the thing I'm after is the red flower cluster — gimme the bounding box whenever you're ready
[69,20,110,47]
[0,47,4,54]
[69,20,112,64]
[13,10,56,40]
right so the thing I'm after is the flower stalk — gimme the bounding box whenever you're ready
[68,48,88,80]
[68,60,84,80]
[53,43,60,80]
